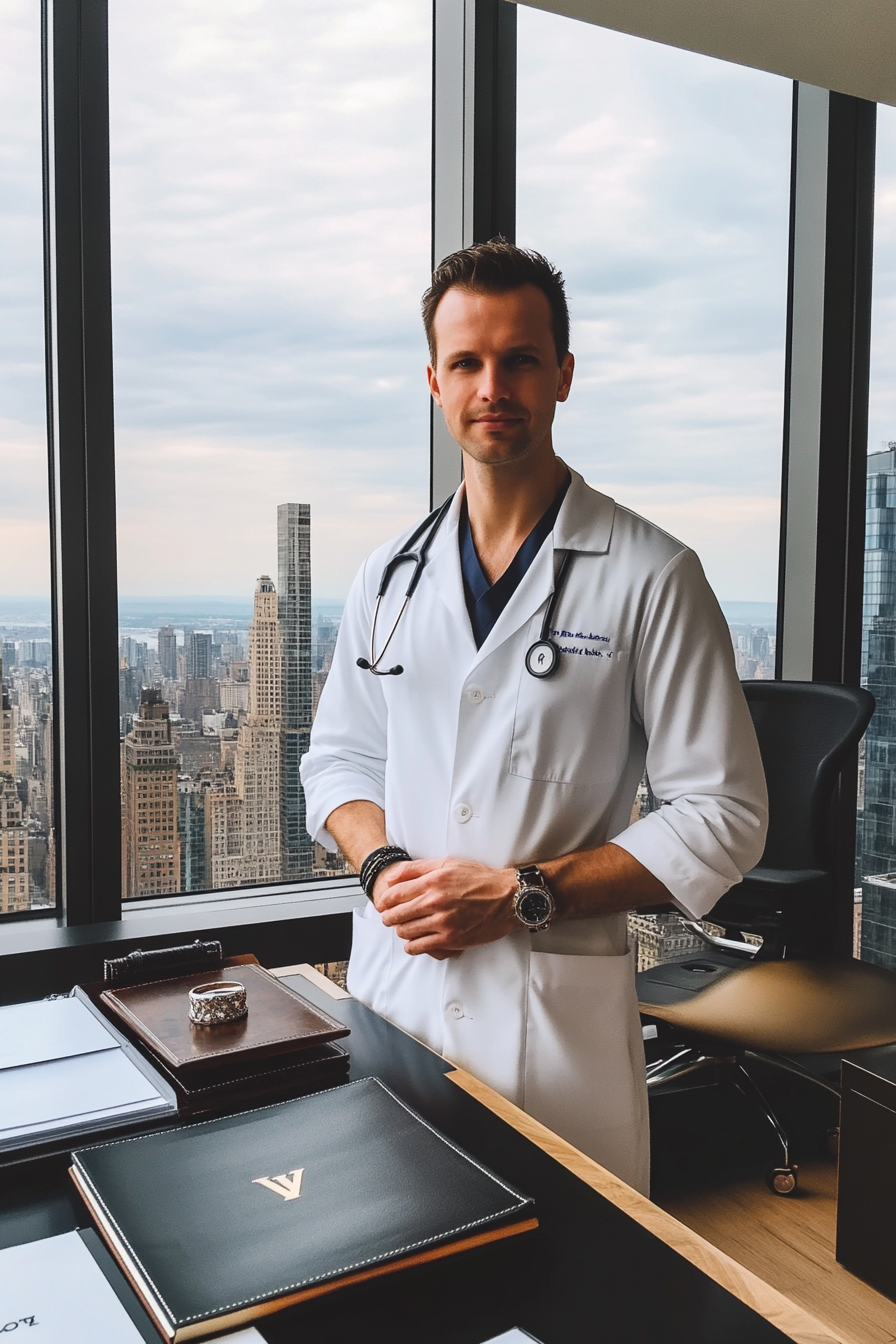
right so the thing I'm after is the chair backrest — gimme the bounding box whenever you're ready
[742,681,874,872]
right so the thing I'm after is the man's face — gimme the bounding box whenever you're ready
[427,284,574,467]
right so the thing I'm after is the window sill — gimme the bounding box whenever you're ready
[0,879,363,1005]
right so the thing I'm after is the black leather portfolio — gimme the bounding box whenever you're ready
[70,1076,538,1341]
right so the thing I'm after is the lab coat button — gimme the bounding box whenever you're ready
[454,803,473,823]
[447,1001,464,1019]
[467,686,485,704]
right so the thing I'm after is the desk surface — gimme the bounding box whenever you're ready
[0,967,840,1344]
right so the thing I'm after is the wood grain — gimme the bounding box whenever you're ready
[660,1161,896,1344]
[447,1067,845,1344]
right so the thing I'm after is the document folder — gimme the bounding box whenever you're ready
[71,1076,537,1341]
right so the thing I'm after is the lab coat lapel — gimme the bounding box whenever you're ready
[469,540,555,671]
[418,488,478,658]
[469,468,616,671]
[415,467,618,674]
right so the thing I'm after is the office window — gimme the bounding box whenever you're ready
[0,0,56,916]
[856,104,896,966]
[517,10,791,685]
[109,0,431,899]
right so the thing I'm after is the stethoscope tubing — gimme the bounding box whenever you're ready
[358,498,573,679]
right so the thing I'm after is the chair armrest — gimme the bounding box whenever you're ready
[681,920,761,958]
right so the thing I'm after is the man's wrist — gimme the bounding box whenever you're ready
[359,845,412,900]
[512,863,556,931]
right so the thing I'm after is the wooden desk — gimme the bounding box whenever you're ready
[0,965,841,1344]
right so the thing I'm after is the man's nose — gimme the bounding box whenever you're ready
[477,360,509,401]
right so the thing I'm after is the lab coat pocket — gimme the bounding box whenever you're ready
[509,648,629,784]
[346,903,393,1019]
[524,948,648,1191]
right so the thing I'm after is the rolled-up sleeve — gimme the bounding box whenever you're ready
[610,548,768,920]
[300,558,389,851]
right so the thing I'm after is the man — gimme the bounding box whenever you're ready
[301,240,767,1194]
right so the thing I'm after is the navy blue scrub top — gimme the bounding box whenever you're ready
[459,475,571,649]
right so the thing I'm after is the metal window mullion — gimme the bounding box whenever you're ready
[43,0,121,924]
[430,0,517,508]
[777,82,875,956]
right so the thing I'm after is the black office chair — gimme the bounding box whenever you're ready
[637,680,894,1195]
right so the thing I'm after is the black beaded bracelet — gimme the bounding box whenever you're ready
[360,845,412,900]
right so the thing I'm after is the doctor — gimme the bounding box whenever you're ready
[301,239,767,1194]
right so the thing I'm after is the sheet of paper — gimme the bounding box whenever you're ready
[0,1232,146,1344]
[482,1331,544,1344]
[0,1048,165,1136]
[198,1331,265,1343]
[0,997,117,1071]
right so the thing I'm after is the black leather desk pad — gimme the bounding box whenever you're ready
[0,974,792,1344]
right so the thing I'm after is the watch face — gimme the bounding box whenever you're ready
[518,887,553,927]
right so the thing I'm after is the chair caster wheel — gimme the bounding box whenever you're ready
[767,1165,798,1195]
[825,1127,840,1161]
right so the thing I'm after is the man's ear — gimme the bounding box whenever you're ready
[426,364,444,408]
[556,352,575,404]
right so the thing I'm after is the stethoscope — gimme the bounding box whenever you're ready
[357,500,574,680]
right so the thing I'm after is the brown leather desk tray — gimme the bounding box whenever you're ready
[99,961,349,1073]
[144,1037,350,1116]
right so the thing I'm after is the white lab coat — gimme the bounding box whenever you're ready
[301,466,767,1194]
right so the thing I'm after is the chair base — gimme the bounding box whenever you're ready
[646,1038,835,1195]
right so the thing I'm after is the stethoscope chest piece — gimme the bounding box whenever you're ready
[525,639,560,679]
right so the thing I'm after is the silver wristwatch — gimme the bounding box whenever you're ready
[513,864,556,932]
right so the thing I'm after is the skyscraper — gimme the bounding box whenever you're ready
[187,631,212,680]
[0,654,13,774]
[278,503,314,881]
[235,576,282,886]
[122,689,181,898]
[205,782,244,889]
[859,445,896,966]
[0,774,29,914]
[158,625,177,681]
[0,655,28,913]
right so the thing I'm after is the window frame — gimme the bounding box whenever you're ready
[4,0,873,966]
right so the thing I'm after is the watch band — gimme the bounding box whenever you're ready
[513,864,555,931]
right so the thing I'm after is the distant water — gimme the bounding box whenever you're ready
[0,597,52,635]
[718,600,777,630]
[2,594,771,637]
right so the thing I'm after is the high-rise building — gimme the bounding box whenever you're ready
[158,625,177,680]
[859,445,896,966]
[182,676,218,727]
[0,773,29,913]
[179,775,209,892]
[235,577,282,886]
[206,782,243,889]
[0,655,13,774]
[122,689,181,899]
[278,503,314,881]
[0,654,28,913]
[187,631,212,680]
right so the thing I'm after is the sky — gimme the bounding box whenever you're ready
[1,1,894,608]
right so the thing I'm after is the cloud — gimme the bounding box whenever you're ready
[3,0,800,605]
[517,7,792,600]
[869,106,896,454]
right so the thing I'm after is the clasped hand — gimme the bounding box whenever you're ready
[373,857,518,960]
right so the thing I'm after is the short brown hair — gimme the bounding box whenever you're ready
[422,237,570,366]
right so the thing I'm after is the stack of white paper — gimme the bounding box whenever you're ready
[0,1232,264,1344]
[0,994,176,1152]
